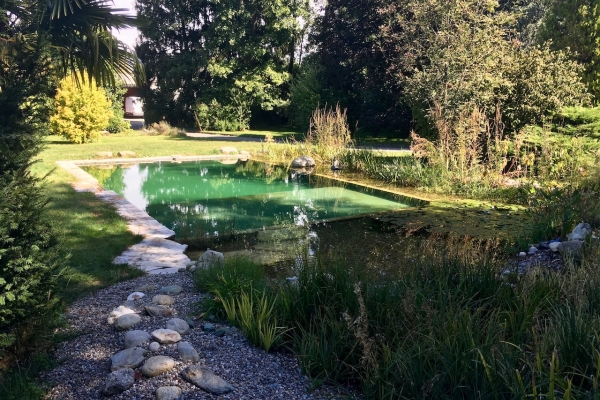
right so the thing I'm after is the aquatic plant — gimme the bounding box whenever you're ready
[194,233,600,399]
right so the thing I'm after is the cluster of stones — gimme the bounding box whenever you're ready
[507,222,596,276]
[104,283,234,398]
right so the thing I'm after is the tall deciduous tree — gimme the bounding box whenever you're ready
[377,0,589,137]
[313,0,410,136]
[136,0,307,128]
[539,0,600,100]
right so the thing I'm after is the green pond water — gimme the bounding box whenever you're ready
[83,160,425,238]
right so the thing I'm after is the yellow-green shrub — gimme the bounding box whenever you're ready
[50,75,112,143]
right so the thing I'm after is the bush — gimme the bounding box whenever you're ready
[0,166,59,337]
[555,106,600,138]
[50,74,112,143]
[103,82,132,134]
[146,121,186,137]
[195,97,250,132]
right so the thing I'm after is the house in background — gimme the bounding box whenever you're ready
[120,74,144,117]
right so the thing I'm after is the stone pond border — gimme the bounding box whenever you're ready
[56,155,249,274]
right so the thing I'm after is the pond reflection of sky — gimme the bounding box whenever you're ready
[83,160,421,237]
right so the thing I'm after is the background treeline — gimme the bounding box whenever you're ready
[136,0,600,138]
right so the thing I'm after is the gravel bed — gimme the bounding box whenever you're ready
[41,273,350,399]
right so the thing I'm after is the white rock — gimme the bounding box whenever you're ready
[198,249,224,269]
[127,292,145,301]
[107,306,135,325]
[549,242,561,252]
[151,329,182,344]
[567,222,593,241]
[518,252,526,257]
[189,265,197,272]
[528,246,538,255]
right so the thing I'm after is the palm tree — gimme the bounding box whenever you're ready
[1,0,140,86]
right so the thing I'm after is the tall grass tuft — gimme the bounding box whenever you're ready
[194,232,600,398]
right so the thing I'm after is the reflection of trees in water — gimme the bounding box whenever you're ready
[94,165,126,194]
[168,202,237,240]
[235,161,290,184]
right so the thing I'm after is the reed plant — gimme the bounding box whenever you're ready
[194,233,600,399]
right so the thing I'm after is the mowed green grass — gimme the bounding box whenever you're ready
[203,129,303,140]
[33,133,265,302]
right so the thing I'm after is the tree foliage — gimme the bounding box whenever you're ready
[0,0,137,346]
[376,0,589,137]
[539,0,600,100]
[136,0,308,128]
[312,0,410,136]
[50,74,112,143]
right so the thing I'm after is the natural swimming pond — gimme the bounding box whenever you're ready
[83,159,425,238]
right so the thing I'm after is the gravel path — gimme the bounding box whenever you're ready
[41,273,347,399]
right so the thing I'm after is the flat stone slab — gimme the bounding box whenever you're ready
[181,365,234,395]
[151,329,182,344]
[113,237,190,274]
[55,159,218,275]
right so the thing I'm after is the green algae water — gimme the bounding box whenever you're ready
[83,160,424,237]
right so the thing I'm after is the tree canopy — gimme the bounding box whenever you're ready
[136,0,308,127]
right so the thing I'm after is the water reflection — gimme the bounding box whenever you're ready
[85,160,424,238]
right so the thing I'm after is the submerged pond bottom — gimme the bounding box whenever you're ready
[83,159,425,239]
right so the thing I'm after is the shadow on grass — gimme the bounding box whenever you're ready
[45,182,145,302]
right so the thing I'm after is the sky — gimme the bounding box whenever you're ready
[111,0,139,50]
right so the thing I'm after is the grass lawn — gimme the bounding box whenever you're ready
[202,129,303,141]
[32,133,266,302]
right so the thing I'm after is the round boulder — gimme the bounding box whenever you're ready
[156,386,182,400]
[114,313,141,331]
[110,347,147,371]
[141,356,175,378]
[123,330,152,349]
[103,368,135,396]
[152,295,175,306]
[166,318,190,335]
[291,156,315,168]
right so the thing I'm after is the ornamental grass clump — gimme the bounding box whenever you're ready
[305,104,354,162]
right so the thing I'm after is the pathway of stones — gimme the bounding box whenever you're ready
[41,273,342,399]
